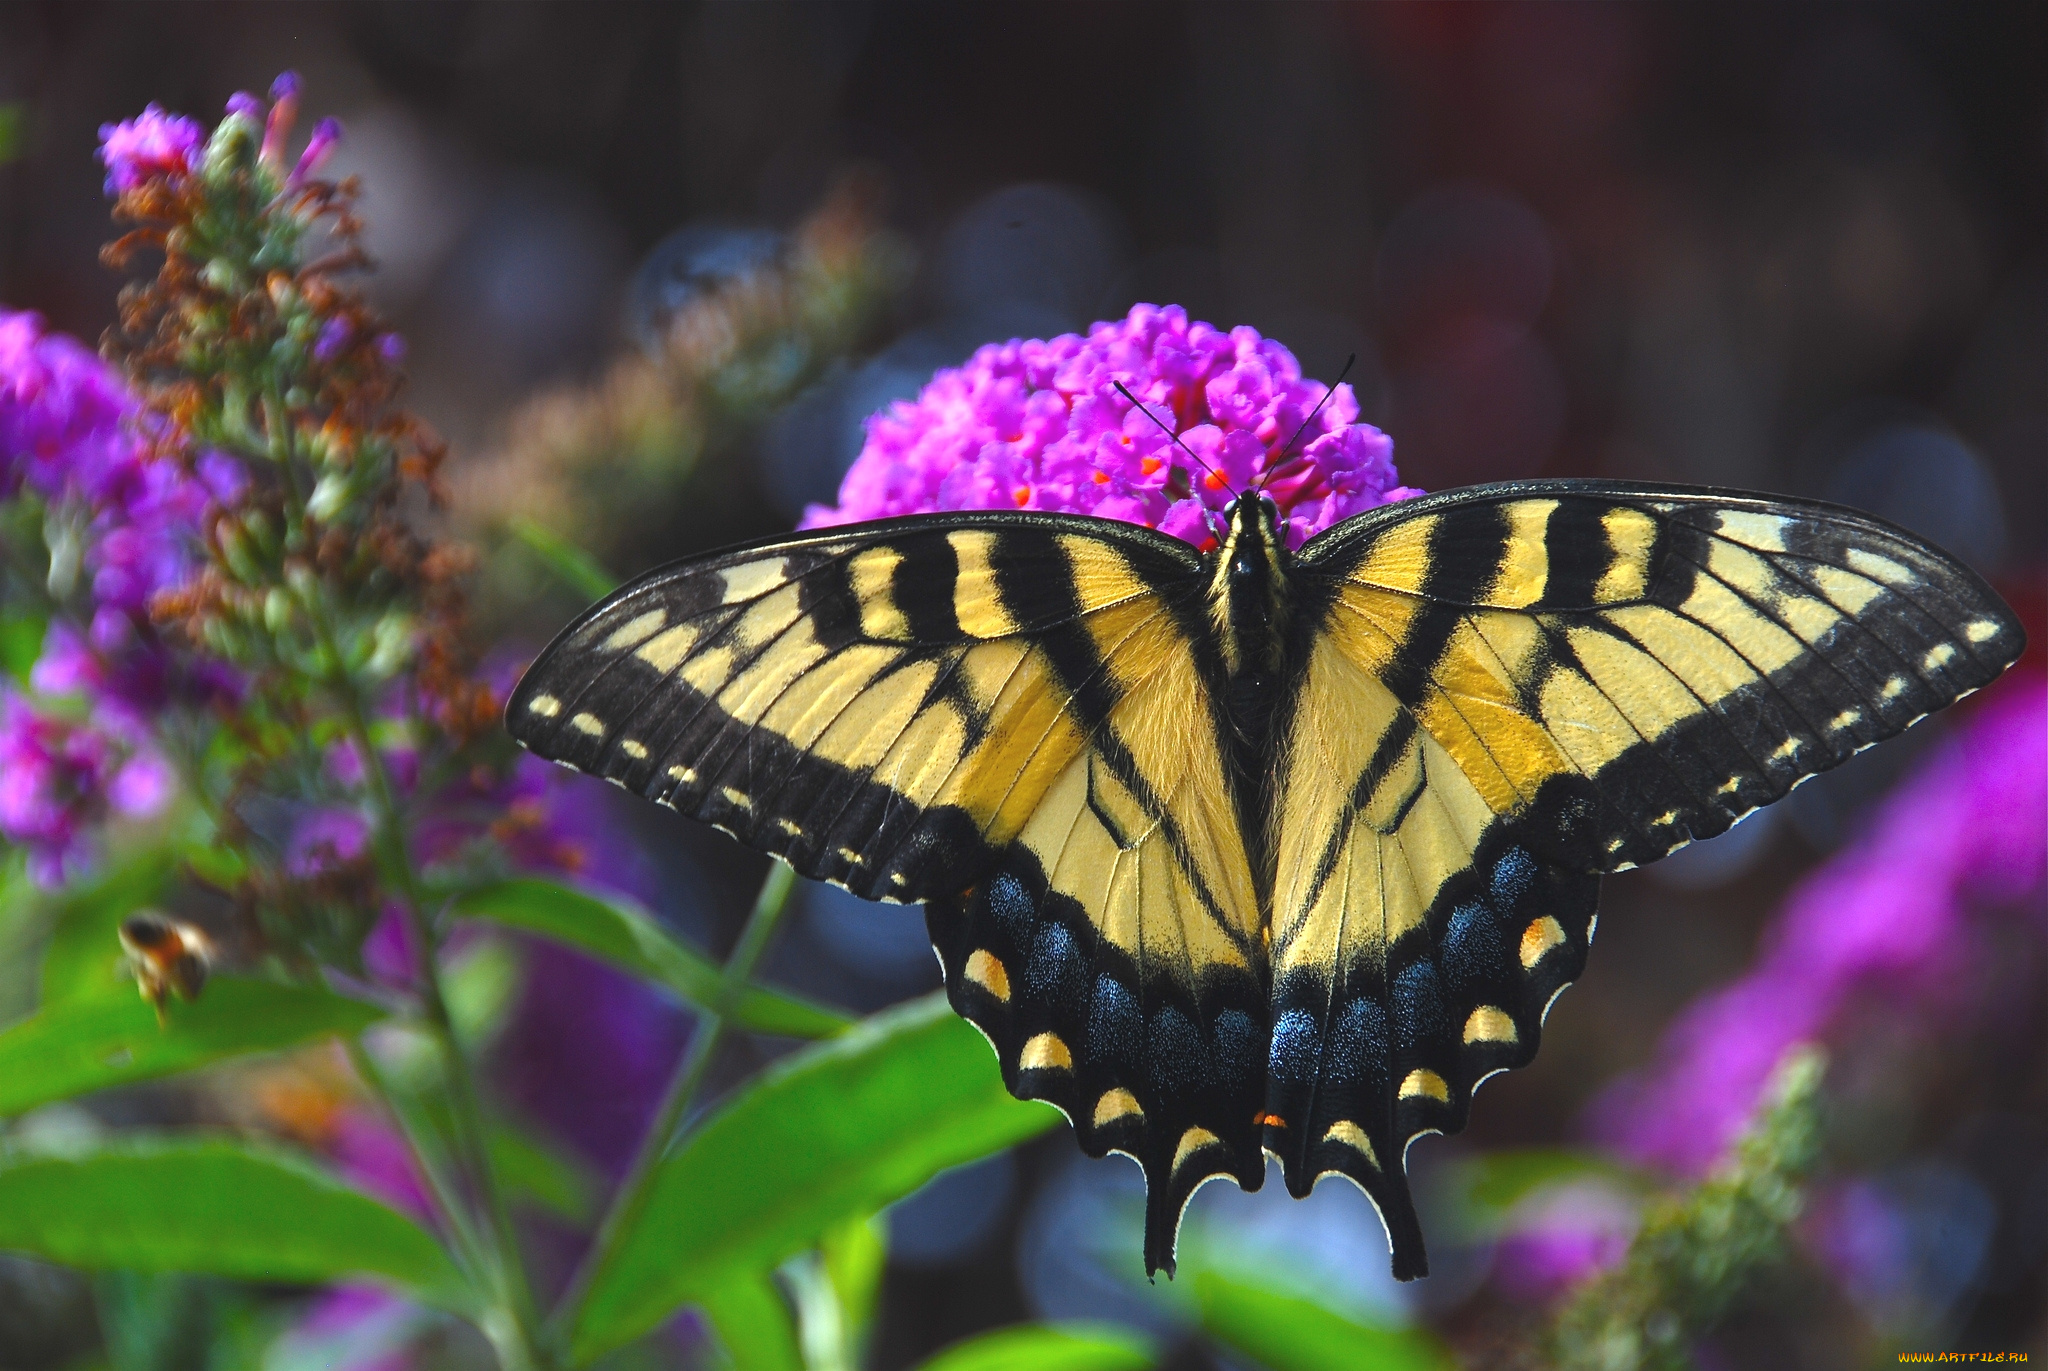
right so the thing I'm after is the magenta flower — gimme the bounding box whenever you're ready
[802,303,1422,550]
[1591,672,2048,1176]
[0,693,170,886]
[96,104,204,196]
[2,309,243,719]
[1491,1180,1641,1303]
[287,807,374,880]
[312,316,354,364]
[291,117,344,187]
[1,310,136,501]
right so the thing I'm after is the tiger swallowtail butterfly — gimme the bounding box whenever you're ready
[508,480,2023,1279]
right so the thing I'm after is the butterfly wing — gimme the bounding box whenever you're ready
[1263,480,2024,1279]
[508,514,1273,1271]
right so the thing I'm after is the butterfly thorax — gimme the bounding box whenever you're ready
[1206,495,1294,681]
[1205,496,1297,910]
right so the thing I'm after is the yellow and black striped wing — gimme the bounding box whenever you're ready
[507,514,1273,1261]
[1262,480,2023,1279]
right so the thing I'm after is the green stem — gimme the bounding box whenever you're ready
[342,1034,490,1279]
[552,860,798,1339]
[338,675,553,1368]
[271,400,551,1364]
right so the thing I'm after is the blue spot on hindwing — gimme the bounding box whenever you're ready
[1023,923,1084,1001]
[1269,1008,1319,1083]
[985,870,1034,938]
[1212,1009,1261,1091]
[1393,961,1446,1049]
[1442,900,1505,995]
[1325,997,1388,1087]
[1491,846,1536,909]
[1087,975,1142,1066]
[1149,1005,1207,1093]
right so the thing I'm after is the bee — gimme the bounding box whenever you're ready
[119,913,216,1021]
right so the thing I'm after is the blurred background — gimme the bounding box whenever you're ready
[1,3,2043,1368]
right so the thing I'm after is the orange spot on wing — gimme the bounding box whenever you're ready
[1255,1112,1288,1129]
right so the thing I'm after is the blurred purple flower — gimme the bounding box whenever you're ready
[803,303,1422,550]
[0,692,170,885]
[261,72,301,173]
[1,310,135,500]
[274,1284,415,1371]
[1492,1180,1640,1303]
[1,309,243,721]
[287,807,373,879]
[292,117,344,187]
[1591,673,2048,1176]
[96,104,204,196]
[313,316,354,364]
[329,1109,432,1221]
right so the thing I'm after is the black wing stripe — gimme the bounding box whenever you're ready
[1529,614,1716,837]
[1568,613,1773,832]
[1668,542,1864,752]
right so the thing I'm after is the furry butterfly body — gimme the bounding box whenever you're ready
[508,479,2023,1280]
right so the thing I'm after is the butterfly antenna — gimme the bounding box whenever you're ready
[1255,353,1356,495]
[1113,381,1235,500]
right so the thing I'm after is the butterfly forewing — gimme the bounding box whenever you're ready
[1262,482,2023,1278]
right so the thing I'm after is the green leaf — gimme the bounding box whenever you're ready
[0,611,45,682]
[490,1120,599,1225]
[821,1212,886,1360]
[453,878,848,1039]
[1440,1147,1648,1239]
[0,1137,470,1309]
[1193,1271,1454,1371]
[509,518,620,600]
[0,977,384,1116]
[697,1274,803,1371]
[38,850,179,1006]
[911,1323,1157,1371]
[569,994,1058,1362]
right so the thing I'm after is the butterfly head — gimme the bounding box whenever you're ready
[1219,491,1284,558]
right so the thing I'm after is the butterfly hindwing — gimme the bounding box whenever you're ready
[923,529,1272,1275]
[1262,481,2023,1278]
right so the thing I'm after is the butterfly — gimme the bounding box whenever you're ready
[507,479,2023,1280]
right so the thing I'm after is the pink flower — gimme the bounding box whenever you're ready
[96,105,204,196]
[1591,673,2048,1176]
[1,309,244,718]
[0,692,171,886]
[803,303,1422,551]
[291,117,344,187]
[287,807,373,879]
[1491,1180,1640,1302]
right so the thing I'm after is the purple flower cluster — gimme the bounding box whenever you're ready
[0,695,169,884]
[1592,673,2047,1175]
[96,104,204,196]
[0,310,242,881]
[802,303,1421,550]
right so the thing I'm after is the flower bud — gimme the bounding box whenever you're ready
[364,613,416,681]
[217,519,260,583]
[307,472,349,522]
[263,587,293,634]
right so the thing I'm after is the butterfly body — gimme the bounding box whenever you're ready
[508,479,2023,1282]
